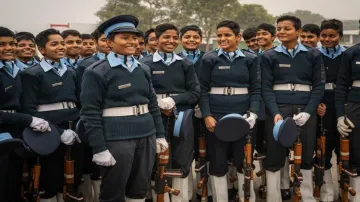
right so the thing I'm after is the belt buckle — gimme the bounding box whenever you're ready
[290,84,295,91]
[133,106,140,116]
[226,87,233,95]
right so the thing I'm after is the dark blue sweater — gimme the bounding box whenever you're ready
[261,47,325,116]
[198,50,261,116]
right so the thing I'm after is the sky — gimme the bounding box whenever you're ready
[1,0,359,34]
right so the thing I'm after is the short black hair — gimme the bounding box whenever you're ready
[302,24,321,37]
[91,29,102,41]
[180,25,202,38]
[320,19,343,37]
[16,33,35,44]
[61,29,81,39]
[257,23,276,36]
[16,32,35,40]
[36,29,61,48]
[242,27,257,40]
[217,20,240,36]
[144,28,155,44]
[155,24,179,38]
[0,27,15,38]
[277,15,302,30]
[81,33,94,40]
[137,30,144,39]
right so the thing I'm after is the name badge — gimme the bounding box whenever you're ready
[4,85,13,92]
[279,64,291,68]
[153,71,165,75]
[356,61,360,65]
[219,66,230,70]
[118,83,131,89]
[52,82,63,87]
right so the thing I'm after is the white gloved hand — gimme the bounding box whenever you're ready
[293,112,311,126]
[194,105,202,118]
[92,150,116,166]
[337,116,355,136]
[158,97,176,110]
[61,129,81,145]
[242,112,258,129]
[156,138,169,153]
[30,117,51,132]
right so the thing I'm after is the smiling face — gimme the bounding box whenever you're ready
[276,20,301,44]
[0,37,16,61]
[64,35,82,58]
[135,36,145,56]
[217,26,241,52]
[107,32,138,55]
[147,32,158,53]
[157,29,179,53]
[80,39,96,57]
[256,29,275,50]
[39,34,66,62]
[320,29,341,48]
[300,31,319,47]
[181,30,202,51]
[16,39,36,60]
[96,34,111,54]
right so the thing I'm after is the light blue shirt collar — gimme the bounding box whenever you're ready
[15,58,38,71]
[0,61,19,78]
[217,48,245,62]
[40,59,68,77]
[153,51,183,66]
[107,52,139,72]
[181,49,201,64]
[319,45,346,59]
[96,52,106,60]
[274,43,308,58]
[61,57,82,69]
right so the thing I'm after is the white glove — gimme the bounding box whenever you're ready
[30,117,51,132]
[92,150,116,166]
[337,116,355,136]
[293,112,311,126]
[242,112,258,129]
[158,97,176,110]
[194,105,202,118]
[61,129,81,145]
[156,138,169,153]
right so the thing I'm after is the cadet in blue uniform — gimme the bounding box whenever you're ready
[300,24,320,48]
[15,32,39,70]
[80,15,167,202]
[140,23,200,202]
[243,27,259,54]
[261,16,325,202]
[134,31,145,60]
[61,29,83,69]
[315,19,345,202]
[177,24,207,200]
[335,23,360,202]
[21,29,82,202]
[199,20,260,202]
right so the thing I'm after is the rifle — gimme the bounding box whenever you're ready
[243,111,254,202]
[195,120,208,202]
[63,121,84,202]
[292,108,303,202]
[339,104,357,202]
[314,116,326,199]
[32,157,41,202]
[155,117,181,202]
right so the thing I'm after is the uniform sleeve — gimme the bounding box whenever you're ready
[171,63,200,105]
[75,64,86,98]
[249,57,261,115]
[198,57,212,117]
[145,70,165,138]
[335,51,352,118]
[80,70,107,154]
[21,72,41,117]
[0,111,32,127]
[261,54,281,117]
[304,51,325,115]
